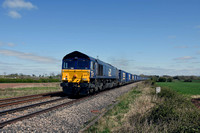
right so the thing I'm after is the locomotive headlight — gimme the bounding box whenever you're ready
[82,78,87,81]
[64,75,68,80]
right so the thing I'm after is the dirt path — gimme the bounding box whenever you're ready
[0,83,60,89]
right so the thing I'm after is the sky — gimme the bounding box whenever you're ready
[0,0,200,76]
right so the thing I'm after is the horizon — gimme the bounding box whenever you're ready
[0,0,200,76]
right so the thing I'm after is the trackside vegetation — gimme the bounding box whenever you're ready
[142,87,200,132]
[86,81,200,133]
[87,83,142,133]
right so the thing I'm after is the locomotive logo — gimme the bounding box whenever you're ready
[123,73,126,80]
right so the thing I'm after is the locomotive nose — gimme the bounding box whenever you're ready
[73,74,77,78]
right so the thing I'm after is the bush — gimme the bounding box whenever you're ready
[145,88,200,132]
[167,78,173,82]
[184,79,192,82]
[157,77,166,82]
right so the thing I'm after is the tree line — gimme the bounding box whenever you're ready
[148,75,200,82]
[0,73,61,83]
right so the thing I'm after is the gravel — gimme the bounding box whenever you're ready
[0,82,139,132]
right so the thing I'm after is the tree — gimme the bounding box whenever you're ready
[158,77,166,82]
[184,79,192,82]
[167,78,173,82]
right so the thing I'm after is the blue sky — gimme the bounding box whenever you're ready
[0,0,200,76]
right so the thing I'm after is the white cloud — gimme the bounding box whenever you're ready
[174,56,196,61]
[8,10,21,18]
[134,66,200,76]
[0,49,60,64]
[3,0,36,9]
[197,51,200,55]
[2,0,37,18]
[0,41,15,47]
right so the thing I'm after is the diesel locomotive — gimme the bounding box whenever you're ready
[60,51,147,95]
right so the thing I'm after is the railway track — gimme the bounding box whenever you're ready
[0,91,63,108]
[0,87,113,129]
[0,97,69,116]
[0,95,89,129]
[0,83,138,129]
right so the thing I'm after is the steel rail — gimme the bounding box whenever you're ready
[0,97,69,116]
[0,95,52,108]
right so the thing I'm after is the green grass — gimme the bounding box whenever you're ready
[87,87,141,133]
[0,87,62,98]
[156,82,200,95]
[192,80,200,83]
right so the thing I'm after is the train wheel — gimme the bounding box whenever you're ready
[98,86,102,91]
[89,88,94,94]
[95,86,98,93]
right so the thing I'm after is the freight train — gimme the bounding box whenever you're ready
[60,51,147,95]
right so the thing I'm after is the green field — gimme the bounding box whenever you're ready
[156,82,200,95]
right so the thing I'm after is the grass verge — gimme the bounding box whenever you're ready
[0,86,62,99]
[86,81,200,133]
[87,82,152,132]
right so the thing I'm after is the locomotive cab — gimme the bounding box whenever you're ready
[60,51,93,95]
[62,58,90,83]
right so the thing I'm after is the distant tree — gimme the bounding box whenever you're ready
[151,75,159,82]
[184,79,192,82]
[50,72,55,77]
[167,78,173,82]
[163,75,171,78]
[158,77,166,82]
[173,76,181,80]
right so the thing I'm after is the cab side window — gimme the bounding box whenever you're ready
[90,61,95,70]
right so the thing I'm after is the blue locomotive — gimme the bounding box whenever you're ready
[60,51,146,95]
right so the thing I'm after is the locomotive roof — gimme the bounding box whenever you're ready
[63,51,95,60]
[63,51,117,69]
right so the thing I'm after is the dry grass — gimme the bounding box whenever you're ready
[0,85,62,99]
[191,95,200,98]
[87,82,155,133]
[120,87,156,132]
